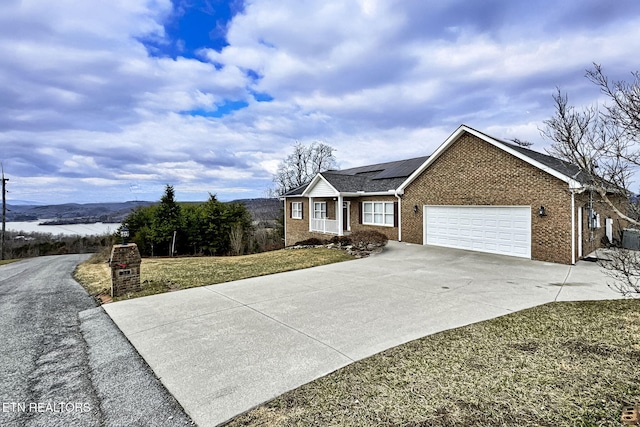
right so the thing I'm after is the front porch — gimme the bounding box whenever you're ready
[308,196,351,236]
[310,218,339,234]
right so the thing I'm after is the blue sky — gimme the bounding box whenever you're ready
[1,0,640,204]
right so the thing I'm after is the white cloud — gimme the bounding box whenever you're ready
[2,0,640,203]
[62,155,100,172]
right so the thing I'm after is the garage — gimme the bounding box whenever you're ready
[423,206,531,259]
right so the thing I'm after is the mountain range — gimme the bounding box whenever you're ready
[5,199,282,224]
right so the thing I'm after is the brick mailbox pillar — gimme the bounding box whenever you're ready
[109,243,142,297]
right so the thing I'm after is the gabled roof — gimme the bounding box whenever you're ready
[398,125,585,192]
[285,124,590,198]
[329,156,430,180]
[497,140,591,184]
[284,182,309,196]
[283,156,429,197]
[470,127,591,185]
[322,156,429,193]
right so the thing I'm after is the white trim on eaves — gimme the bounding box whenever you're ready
[398,125,583,193]
[301,174,339,197]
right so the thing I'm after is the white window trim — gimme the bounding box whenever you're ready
[314,202,327,219]
[362,201,394,227]
[291,202,303,219]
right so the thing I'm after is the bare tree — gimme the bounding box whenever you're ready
[599,248,640,296]
[540,64,640,296]
[541,69,638,225]
[273,141,338,195]
[229,224,244,256]
[509,138,533,148]
[587,64,640,142]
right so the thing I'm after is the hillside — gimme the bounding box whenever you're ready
[6,201,155,223]
[232,198,282,222]
[6,198,282,224]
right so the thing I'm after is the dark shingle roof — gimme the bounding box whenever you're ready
[322,172,408,193]
[324,156,429,193]
[284,126,592,198]
[461,126,591,184]
[284,182,309,196]
[492,139,590,184]
[327,156,429,179]
[283,156,429,196]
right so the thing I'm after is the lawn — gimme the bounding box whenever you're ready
[74,247,354,301]
[227,299,640,427]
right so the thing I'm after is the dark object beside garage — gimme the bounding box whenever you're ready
[622,229,640,250]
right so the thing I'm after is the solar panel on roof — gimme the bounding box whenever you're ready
[373,156,429,179]
[339,159,410,174]
[355,170,383,175]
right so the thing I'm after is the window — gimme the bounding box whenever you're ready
[363,202,394,226]
[291,202,302,219]
[314,202,327,219]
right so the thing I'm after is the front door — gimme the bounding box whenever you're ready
[577,207,583,258]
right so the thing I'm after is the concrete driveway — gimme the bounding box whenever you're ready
[104,242,621,426]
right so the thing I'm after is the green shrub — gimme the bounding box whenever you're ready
[349,230,388,247]
[329,235,352,245]
[293,238,326,246]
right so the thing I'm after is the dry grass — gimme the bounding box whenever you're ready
[227,299,640,427]
[74,248,354,301]
[74,260,111,294]
[0,259,20,266]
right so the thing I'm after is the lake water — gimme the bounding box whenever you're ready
[6,221,120,236]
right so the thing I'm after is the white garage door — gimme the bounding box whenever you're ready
[424,206,531,258]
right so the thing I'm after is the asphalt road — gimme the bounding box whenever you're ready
[0,255,194,427]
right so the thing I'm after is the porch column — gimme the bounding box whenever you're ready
[308,197,314,231]
[337,195,344,236]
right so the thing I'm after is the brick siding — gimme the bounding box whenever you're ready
[401,133,574,264]
[284,197,312,246]
[576,192,628,256]
[348,196,399,241]
[284,195,399,245]
[109,243,142,297]
[284,132,627,264]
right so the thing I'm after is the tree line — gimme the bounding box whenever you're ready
[123,185,281,257]
[2,231,113,259]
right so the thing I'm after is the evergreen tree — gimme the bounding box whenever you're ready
[121,187,254,257]
[182,204,205,255]
[123,205,156,256]
[153,185,182,256]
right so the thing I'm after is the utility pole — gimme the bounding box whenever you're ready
[1,164,8,261]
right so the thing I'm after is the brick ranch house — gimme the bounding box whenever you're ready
[283,125,627,264]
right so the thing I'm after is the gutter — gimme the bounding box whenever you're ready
[281,197,286,246]
[571,190,576,265]
[341,190,401,197]
[396,192,402,241]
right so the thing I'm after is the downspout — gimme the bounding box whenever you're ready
[281,197,286,246]
[570,190,575,265]
[395,190,403,241]
[337,194,344,236]
[588,190,595,244]
[397,194,402,241]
